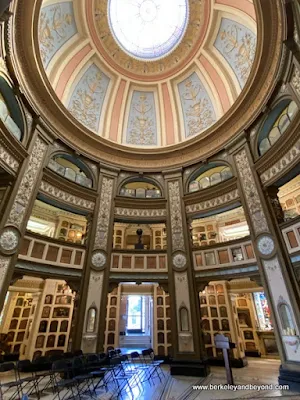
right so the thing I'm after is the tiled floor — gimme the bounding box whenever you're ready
[1,358,300,399]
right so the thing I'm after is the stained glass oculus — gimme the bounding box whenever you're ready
[108,0,189,61]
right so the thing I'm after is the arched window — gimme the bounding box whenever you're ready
[0,77,24,140]
[48,154,93,188]
[258,100,298,156]
[188,164,233,193]
[120,179,162,198]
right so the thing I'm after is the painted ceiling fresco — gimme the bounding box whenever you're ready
[178,72,216,138]
[214,18,257,88]
[38,0,257,148]
[39,1,77,68]
[67,63,110,134]
[125,91,158,146]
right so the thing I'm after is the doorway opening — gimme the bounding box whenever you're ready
[126,295,150,335]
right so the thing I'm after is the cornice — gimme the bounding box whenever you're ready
[114,206,167,220]
[39,178,95,212]
[9,0,283,170]
[255,112,300,176]
[185,188,240,216]
[43,168,98,202]
[184,178,238,205]
[114,196,167,209]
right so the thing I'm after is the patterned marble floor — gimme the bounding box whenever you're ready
[2,358,300,399]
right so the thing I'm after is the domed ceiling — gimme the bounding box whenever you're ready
[38,0,257,148]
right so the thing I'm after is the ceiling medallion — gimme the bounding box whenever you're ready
[94,0,207,78]
[91,250,107,270]
[256,235,275,258]
[0,227,20,254]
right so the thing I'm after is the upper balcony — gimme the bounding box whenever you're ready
[18,231,86,270]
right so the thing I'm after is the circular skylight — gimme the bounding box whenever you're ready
[108,0,189,61]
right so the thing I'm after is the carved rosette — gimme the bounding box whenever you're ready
[256,234,275,259]
[0,227,20,255]
[91,250,107,270]
[172,252,187,270]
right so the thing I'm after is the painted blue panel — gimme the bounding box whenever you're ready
[214,18,256,88]
[178,72,216,138]
[125,91,157,146]
[67,64,110,133]
[39,2,77,68]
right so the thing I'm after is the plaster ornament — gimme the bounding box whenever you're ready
[0,228,19,252]
[173,253,187,269]
[257,235,275,256]
[91,251,107,268]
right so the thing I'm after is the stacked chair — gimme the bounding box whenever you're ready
[0,347,167,399]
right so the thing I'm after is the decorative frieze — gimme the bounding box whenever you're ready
[235,149,268,235]
[115,207,166,218]
[186,189,239,214]
[260,138,300,184]
[0,143,19,173]
[40,181,95,211]
[8,137,47,228]
[168,181,185,251]
[94,177,114,250]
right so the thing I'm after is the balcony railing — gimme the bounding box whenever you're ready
[18,232,86,269]
[110,250,167,272]
[192,237,256,270]
[281,217,300,254]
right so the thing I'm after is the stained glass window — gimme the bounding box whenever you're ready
[108,0,189,60]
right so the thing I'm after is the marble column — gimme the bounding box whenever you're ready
[0,131,49,311]
[164,170,208,376]
[79,167,117,353]
[231,140,300,388]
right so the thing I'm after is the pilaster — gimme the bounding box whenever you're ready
[164,169,209,376]
[79,167,118,353]
[0,129,49,311]
[231,141,300,388]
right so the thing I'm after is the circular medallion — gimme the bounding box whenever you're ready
[91,251,107,269]
[257,235,275,257]
[172,252,187,269]
[0,227,20,254]
[108,0,189,61]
